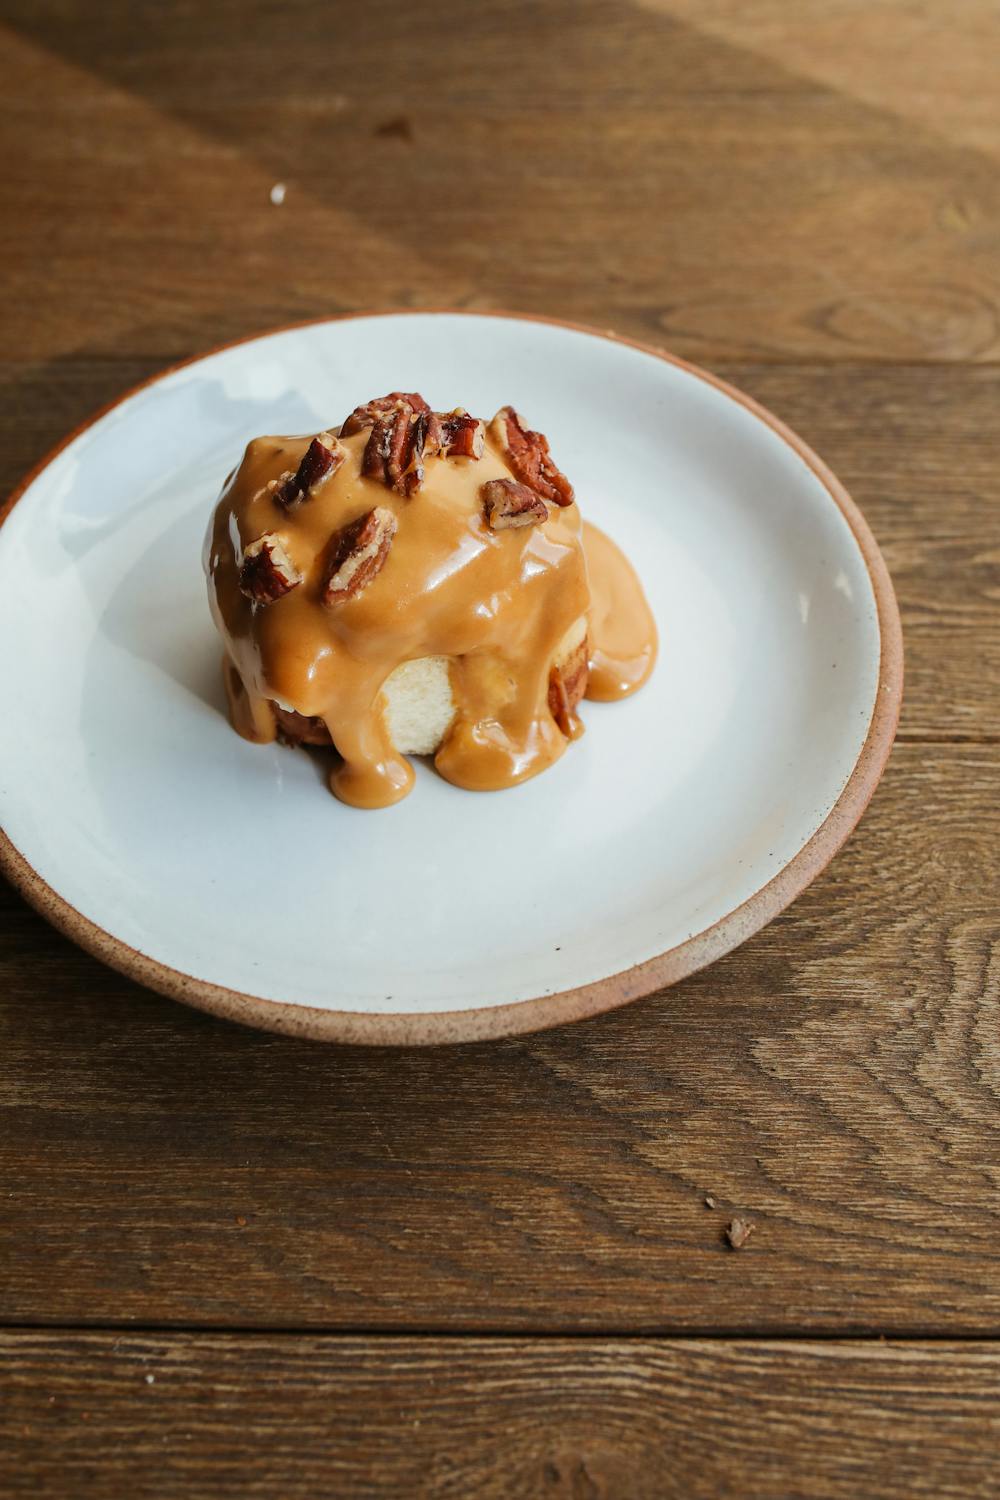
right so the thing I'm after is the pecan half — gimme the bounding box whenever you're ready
[363,408,429,497]
[239,533,302,605]
[482,477,548,531]
[322,506,397,605]
[271,432,345,510]
[340,392,430,437]
[488,406,574,506]
[428,410,485,460]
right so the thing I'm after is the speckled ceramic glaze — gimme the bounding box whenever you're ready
[0,313,902,1044]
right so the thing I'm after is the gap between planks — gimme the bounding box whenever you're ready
[5,1321,1000,1344]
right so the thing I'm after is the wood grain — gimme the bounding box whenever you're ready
[649,0,1000,160]
[2,2,999,1490]
[3,357,997,740]
[2,744,998,1332]
[1,0,999,364]
[2,1333,999,1499]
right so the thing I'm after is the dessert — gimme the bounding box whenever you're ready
[204,392,656,808]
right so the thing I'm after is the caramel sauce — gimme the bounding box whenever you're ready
[583,521,659,700]
[205,424,657,807]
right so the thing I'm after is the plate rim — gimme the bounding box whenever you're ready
[0,308,903,1046]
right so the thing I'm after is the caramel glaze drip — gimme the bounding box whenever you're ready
[205,425,657,808]
[582,521,658,700]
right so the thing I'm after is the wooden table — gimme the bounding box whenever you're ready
[2,2,999,1494]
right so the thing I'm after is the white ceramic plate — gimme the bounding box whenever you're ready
[0,313,901,1043]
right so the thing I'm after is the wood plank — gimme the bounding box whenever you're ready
[3,358,997,740]
[2,3,995,1483]
[652,0,1000,159]
[1,0,999,363]
[2,1333,999,1499]
[2,745,999,1332]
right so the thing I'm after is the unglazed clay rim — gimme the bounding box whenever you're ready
[0,310,903,1046]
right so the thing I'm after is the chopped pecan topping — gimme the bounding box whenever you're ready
[270,432,344,510]
[344,395,486,495]
[428,410,485,460]
[340,392,430,437]
[238,533,302,605]
[725,1217,755,1250]
[482,477,548,532]
[272,704,332,747]
[362,408,430,497]
[322,506,397,605]
[548,664,574,736]
[488,406,574,507]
